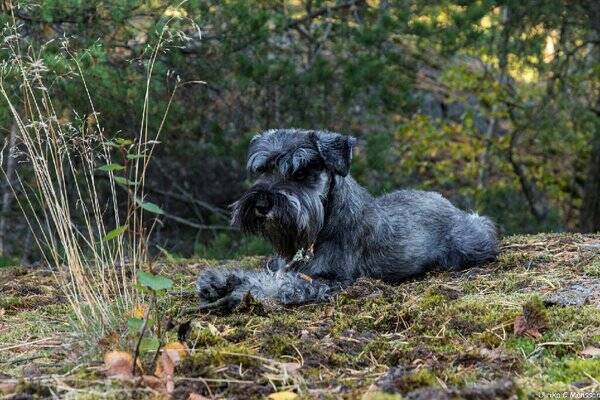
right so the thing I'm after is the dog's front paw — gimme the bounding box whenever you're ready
[196,268,246,312]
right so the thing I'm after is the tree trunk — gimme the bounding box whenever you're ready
[580,7,600,233]
[580,130,600,232]
[0,122,18,254]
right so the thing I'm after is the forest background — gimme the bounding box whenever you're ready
[1,0,599,264]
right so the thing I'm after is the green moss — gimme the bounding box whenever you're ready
[360,337,393,362]
[15,380,52,398]
[505,337,537,354]
[328,352,353,367]
[189,326,227,347]
[393,369,439,392]
[184,342,259,376]
[474,331,503,348]
[545,358,600,383]
[0,296,25,310]
[418,289,445,309]
[584,259,600,277]
[261,333,300,356]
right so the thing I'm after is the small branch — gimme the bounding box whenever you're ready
[98,174,235,231]
[0,122,18,254]
[160,210,236,231]
[132,293,155,375]
[507,127,549,221]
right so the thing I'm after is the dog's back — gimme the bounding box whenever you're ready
[376,189,497,273]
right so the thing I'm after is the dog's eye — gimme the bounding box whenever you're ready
[293,170,309,180]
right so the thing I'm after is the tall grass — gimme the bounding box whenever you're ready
[0,13,181,336]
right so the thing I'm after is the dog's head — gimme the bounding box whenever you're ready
[231,129,356,259]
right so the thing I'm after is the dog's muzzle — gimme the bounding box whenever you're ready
[253,192,273,217]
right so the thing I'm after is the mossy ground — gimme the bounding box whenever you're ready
[1,234,600,399]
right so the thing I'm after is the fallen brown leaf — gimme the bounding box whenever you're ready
[513,316,542,338]
[104,351,134,379]
[0,382,17,395]
[163,341,189,364]
[153,341,188,395]
[321,305,335,318]
[514,298,547,338]
[141,374,165,392]
[155,351,175,394]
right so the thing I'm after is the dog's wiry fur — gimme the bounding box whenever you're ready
[197,129,498,311]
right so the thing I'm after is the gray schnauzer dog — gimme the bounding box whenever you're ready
[196,129,497,311]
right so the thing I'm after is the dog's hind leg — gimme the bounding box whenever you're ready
[444,213,498,269]
[196,267,335,312]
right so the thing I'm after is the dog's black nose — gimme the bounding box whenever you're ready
[254,195,272,216]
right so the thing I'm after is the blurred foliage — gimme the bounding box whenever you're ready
[1,0,599,259]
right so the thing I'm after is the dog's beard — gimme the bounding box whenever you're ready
[232,189,324,260]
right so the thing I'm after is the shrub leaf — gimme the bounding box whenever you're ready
[102,225,127,242]
[97,163,125,172]
[137,271,173,291]
[139,337,160,352]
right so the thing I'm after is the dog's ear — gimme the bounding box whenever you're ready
[311,132,357,177]
[247,133,269,173]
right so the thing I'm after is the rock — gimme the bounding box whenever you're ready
[544,284,592,307]
[581,243,600,252]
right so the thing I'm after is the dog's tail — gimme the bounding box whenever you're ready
[444,212,498,269]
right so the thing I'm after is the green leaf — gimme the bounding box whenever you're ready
[127,317,144,332]
[103,140,120,148]
[97,163,125,172]
[102,225,127,242]
[139,336,160,352]
[126,153,146,160]
[137,200,164,215]
[113,176,137,186]
[137,271,173,291]
[115,138,134,146]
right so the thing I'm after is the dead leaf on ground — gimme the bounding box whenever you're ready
[162,341,189,364]
[513,316,543,338]
[141,374,165,392]
[514,298,547,338]
[0,382,17,395]
[154,341,189,394]
[267,391,298,400]
[580,346,600,358]
[321,305,335,318]
[155,351,175,394]
[104,351,134,379]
